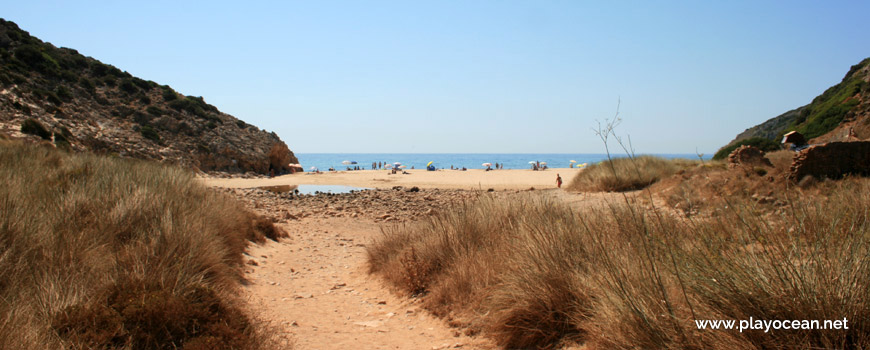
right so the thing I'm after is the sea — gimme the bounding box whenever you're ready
[295,153,708,171]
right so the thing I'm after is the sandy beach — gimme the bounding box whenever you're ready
[201,168,583,190]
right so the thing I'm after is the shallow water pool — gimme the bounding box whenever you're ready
[258,184,371,195]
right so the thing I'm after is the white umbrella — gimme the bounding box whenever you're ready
[482,163,492,167]
[385,164,393,169]
[540,162,547,165]
[528,161,536,164]
[309,166,318,171]
[342,160,352,165]
[393,162,402,166]
[398,165,407,169]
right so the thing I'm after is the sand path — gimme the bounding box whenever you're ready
[243,216,497,350]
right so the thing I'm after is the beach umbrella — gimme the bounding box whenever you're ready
[580,163,588,168]
[427,161,434,167]
[393,162,402,167]
[398,165,407,169]
[385,164,393,169]
[310,166,318,171]
[528,161,536,164]
[350,161,358,164]
[482,162,492,167]
[540,162,547,165]
[342,160,352,165]
[569,160,577,163]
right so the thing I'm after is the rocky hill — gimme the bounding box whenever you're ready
[716,57,870,159]
[0,19,298,175]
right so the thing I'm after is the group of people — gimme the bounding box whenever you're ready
[372,161,396,170]
[531,161,548,171]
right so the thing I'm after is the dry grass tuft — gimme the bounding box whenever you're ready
[369,177,870,349]
[0,141,285,349]
[566,156,697,192]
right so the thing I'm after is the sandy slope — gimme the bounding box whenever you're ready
[244,217,497,350]
[202,168,582,191]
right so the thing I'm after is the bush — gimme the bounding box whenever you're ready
[713,136,781,160]
[55,85,72,102]
[566,155,693,192]
[146,106,165,116]
[118,78,138,94]
[140,125,160,142]
[0,141,284,349]
[162,87,178,101]
[20,118,51,139]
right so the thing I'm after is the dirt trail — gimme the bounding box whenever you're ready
[243,216,497,350]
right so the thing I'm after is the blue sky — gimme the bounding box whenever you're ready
[5,1,869,153]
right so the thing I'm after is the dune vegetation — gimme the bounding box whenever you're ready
[565,155,698,192]
[0,141,286,350]
[368,176,870,349]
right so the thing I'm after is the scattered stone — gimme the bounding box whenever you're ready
[354,320,382,328]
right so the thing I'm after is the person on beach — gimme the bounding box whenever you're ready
[556,174,562,188]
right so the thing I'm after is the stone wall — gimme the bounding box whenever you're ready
[788,141,870,181]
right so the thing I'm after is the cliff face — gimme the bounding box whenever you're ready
[0,19,298,175]
[723,57,870,150]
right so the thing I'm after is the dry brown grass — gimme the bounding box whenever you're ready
[566,156,698,192]
[368,178,870,349]
[0,141,287,349]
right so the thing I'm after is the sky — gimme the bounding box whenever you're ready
[4,1,870,154]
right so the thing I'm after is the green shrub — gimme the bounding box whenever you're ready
[131,77,155,91]
[91,62,109,76]
[140,125,160,142]
[162,87,178,101]
[146,106,164,116]
[133,112,153,126]
[20,118,51,139]
[55,85,72,102]
[118,78,138,94]
[13,44,60,74]
[79,76,95,94]
[102,76,116,87]
[713,137,781,160]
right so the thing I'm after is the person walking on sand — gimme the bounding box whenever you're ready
[556,174,562,188]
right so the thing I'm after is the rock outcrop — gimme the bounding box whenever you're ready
[728,145,773,168]
[788,141,870,182]
[0,19,298,175]
[718,57,870,156]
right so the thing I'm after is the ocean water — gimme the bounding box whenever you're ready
[295,153,707,171]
